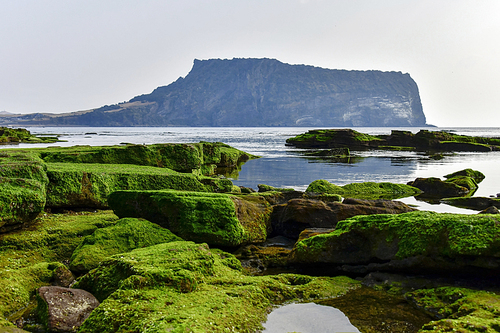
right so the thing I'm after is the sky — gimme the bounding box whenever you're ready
[1,0,499,127]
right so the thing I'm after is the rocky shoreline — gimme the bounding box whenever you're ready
[1,128,499,332]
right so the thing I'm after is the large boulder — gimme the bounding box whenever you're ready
[108,190,272,247]
[70,218,182,273]
[38,142,256,175]
[271,198,416,239]
[37,286,99,332]
[291,211,500,275]
[0,151,48,233]
[45,163,226,210]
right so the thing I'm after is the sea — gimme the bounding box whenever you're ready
[3,126,500,215]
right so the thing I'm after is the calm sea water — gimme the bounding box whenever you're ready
[5,126,500,214]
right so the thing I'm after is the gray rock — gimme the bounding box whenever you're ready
[37,286,99,332]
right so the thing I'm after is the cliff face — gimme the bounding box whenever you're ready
[0,58,427,127]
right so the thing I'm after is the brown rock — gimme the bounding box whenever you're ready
[37,286,99,332]
[271,198,416,239]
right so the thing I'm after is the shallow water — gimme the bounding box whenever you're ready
[5,126,500,214]
[318,287,434,333]
[262,303,360,333]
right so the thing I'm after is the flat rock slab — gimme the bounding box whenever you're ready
[38,286,99,332]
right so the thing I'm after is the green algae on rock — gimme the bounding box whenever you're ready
[70,218,183,273]
[0,210,118,326]
[292,211,500,274]
[406,287,500,333]
[0,151,49,232]
[74,241,360,332]
[38,141,257,175]
[108,190,272,247]
[286,128,500,152]
[45,163,222,209]
[444,168,485,184]
[0,127,59,144]
[305,179,420,200]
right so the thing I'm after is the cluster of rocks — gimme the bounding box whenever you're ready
[286,128,500,152]
[1,138,499,332]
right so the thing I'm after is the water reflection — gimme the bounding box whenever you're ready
[319,287,433,333]
[262,303,360,333]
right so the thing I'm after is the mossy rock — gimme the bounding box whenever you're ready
[70,218,183,273]
[305,179,420,200]
[74,241,360,332]
[292,211,500,273]
[0,151,49,232]
[45,163,219,209]
[0,210,118,324]
[0,127,59,144]
[444,168,485,184]
[38,142,257,175]
[305,179,344,195]
[445,175,478,193]
[108,190,272,247]
[406,287,500,332]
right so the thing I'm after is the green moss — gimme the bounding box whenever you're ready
[305,179,344,195]
[0,127,59,144]
[70,218,183,273]
[444,168,486,184]
[109,191,248,247]
[294,211,500,261]
[75,241,360,332]
[257,184,295,192]
[0,151,49,231]
[45,163,217,209]
[305,179,420,200]
[406,287,500,332]
[445,176,478,193]
[0,210,118,324]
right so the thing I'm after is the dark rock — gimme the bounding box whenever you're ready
[271,198,416,239]
[286,128,500,152]
[442,197,500,211]
[479,206,499,214]
[37,286,99,332]
[407,177,469,197]
[109,190,272,247]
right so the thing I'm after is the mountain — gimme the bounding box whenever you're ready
[0,58,427,127]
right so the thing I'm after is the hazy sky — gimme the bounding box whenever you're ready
[1,0,499,126]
